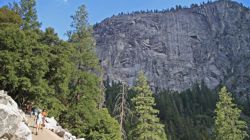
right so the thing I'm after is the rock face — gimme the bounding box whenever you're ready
[94,1,250,94]
[0,90,32,140]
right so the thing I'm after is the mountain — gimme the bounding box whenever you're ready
[94,0,250,96]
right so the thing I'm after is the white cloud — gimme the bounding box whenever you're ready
[63,0,68,2]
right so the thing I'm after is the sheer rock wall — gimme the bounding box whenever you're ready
[94,1,250,95]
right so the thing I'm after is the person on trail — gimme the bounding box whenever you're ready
[25,102,33,126]
[34,110,43,135]
[27,102,33,117]
[41,109,48,128]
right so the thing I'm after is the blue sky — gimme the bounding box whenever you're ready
[1,0,250,39]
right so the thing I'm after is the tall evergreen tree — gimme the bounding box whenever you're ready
[130,72,167,140]
[59,5,122,139]
[69,4,88,35]
[12,0,41,30]
[113,83,131,139]
[39,27,74,117]
[214,86,248,140]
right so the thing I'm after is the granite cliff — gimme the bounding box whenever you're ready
[0,90,31,140]
[94,0,250,95]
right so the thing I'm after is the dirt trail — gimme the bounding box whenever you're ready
[31,128,63,140]
[27,116,63,140]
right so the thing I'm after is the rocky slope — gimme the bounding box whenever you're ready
[94,1,250,95]
[0,90,31,140]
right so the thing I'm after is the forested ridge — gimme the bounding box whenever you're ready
[0,0,249,140]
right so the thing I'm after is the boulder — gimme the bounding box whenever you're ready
[64,132,75,140]
[13,122,32,140]
[0,90,32,140]
[45,117,58,131]
[44,117,77,139]
[55,126,66,137]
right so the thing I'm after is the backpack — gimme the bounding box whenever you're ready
[32,107,38,115]
[35,112,40,121]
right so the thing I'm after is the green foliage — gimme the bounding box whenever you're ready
[0,9,49,106]
[104,77,250,140]
[38,27,74,117]
[0,7,22,25]
[130,72,167,140]
[105,81,123,113]
[3,1,249,139]
[155,82,217,140]
[15,0,41,30]
[84,108,122,140]
[0,4,121,139]
[239,95,250,136]
[105,80,218,140]
[57,4,122,139]
[69,5,88,35]
[214,87,248,140]
[105,80,138,140]
[112,83,131,139]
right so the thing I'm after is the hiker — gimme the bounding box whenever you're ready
[27,102,33,117]
[41,109,48,128]
[34,110,43,135]
[24,101,30,114]
[29,107,38,127]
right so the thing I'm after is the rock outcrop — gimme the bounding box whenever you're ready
[0,90,32,140]
[94,1,250,95]
[45,117,84,140]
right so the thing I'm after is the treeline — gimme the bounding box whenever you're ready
[114,0,215,16]
[155,82,217,140]
[110,0,249,18]
[105,79,249,140]
[0,0,122,139]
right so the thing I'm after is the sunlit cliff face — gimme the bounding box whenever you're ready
[94,1,250,97]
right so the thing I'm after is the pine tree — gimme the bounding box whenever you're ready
[69,4,88,36]
[39,27,74,117]
[59,5,122,139]
[214,86,248,140]
[19,0,41,30]
[130,72,167,140]
[113,83,131,139]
